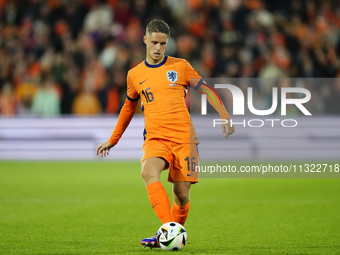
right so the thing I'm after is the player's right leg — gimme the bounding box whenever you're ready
[140,139,175,248]
[141,157,173,223]
[140,157,172,249]
[141,157,167,185]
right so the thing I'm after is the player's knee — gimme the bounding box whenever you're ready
[140,168,149,181]
[141,168,158,182]
[174,190,189,204]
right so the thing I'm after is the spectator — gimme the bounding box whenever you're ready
[31,75,60,117]
[83,1,113,34]
[72,91,102,115]
[0,82,16,116]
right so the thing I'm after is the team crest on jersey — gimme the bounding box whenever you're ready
[167,70,178,83]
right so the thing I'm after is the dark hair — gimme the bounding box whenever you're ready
[146,19,170,36]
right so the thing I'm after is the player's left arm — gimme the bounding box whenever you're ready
[192,79,234,138]
[184,61,234,138]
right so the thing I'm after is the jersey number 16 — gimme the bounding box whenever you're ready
[142,88,154,103]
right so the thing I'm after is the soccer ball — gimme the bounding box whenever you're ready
[157,222,187,251]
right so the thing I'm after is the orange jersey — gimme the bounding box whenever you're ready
[127,55,200,144]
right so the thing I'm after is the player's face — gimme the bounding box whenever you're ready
[144,32,168,65]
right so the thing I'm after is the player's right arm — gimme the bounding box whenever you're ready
[96,72,140,157]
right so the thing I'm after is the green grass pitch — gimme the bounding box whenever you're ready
[0,161,339,254]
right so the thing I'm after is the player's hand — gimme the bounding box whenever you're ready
[96,141,115,157]
[221,119,235,139]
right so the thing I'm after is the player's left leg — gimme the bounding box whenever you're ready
[172,181,191,226]
[168,143,198,226]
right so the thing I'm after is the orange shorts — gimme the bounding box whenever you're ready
[141,138,199,183]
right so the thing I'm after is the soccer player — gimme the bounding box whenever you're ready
[96,19,234,249]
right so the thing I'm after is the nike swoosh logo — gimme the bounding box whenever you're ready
[187,173,194,177]
[152,203,160,208]
[140,79,148,85]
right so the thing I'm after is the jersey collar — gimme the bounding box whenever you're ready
[144,55,168,68]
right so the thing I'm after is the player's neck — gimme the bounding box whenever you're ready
[145,55,165,66]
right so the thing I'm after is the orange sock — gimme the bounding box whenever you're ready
[171,201,190,226]
[146,181,173,224]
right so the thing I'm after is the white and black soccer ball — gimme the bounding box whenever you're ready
[157,222,187,251]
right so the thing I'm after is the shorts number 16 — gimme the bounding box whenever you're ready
[185,157,196,172]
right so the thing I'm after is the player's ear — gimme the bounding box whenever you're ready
[143,35,147,45]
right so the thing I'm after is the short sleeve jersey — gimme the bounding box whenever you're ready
[126,55,200,144]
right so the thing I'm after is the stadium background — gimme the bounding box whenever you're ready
[1,0,340,160]
[1,1,340,254]
[1,0,340,117]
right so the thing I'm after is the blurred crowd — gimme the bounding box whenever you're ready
[1,0,340,117]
